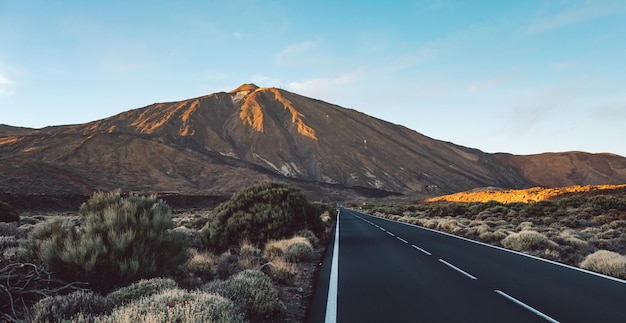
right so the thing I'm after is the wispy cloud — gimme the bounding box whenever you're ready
[0,73,15,96]
[526,1,626,34]
[286,68,365,97]
[274,40,320,66]
[467,67,521,93]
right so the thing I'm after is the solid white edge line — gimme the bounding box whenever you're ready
[397,237,408,243]
[438,259,478,280]
[495,290,559,323]
[412,244,432,256]
[367,211,626,284]
[324,210,340,323]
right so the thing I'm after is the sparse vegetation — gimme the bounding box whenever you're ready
[0,183,333,322]
[362,185,626,280]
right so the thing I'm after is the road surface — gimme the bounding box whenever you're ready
[307,208,626,322]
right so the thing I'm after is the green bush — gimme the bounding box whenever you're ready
[30,290,112,322]
[199,182,324,252]
[0,201,19,223]
[222,269,286,320]
[99,288,242,323]
[107,277,178,306]
[24,191,188,293]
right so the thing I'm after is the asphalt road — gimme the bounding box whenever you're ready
[307,208,626,322]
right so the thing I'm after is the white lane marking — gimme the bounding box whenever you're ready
[397,237,408,243]
[380,227,386,232]
[412,244,432,256]
[495,290,559,323]
[438,259,477,280]
[325,210,340,323]
[386,231,395,237]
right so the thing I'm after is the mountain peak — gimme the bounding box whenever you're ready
[230,83,259,94]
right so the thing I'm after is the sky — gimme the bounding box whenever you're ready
[1,0,625,156]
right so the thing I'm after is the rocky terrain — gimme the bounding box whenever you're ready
[1,84,626,208]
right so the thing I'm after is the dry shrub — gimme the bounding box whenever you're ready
[238,242,263,270]
[418,218,439,229]
[30,290,112,322]
[221,270,286,320]
[436,219,459,232]
[214,251,240,280]
[100,288,241,323]
[479,230,509,244]
[516,221,534,231]
[106,277,178,306]
[558,231,590,250]
[284,241,314,263]
[265,258,297,285]
[501,230,558,252]
[186,249,216,279]
[580,250,626,279]
[264,236,312,261]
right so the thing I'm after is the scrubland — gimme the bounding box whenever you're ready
[0,182,336,322]
[359,185,626,280]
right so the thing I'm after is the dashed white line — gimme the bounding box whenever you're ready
[411,244,432,256]
[397,237,408,243]
[386,231,395,237]
[495,290,559,323]
[438,259,477,280]
[380,228,386,232]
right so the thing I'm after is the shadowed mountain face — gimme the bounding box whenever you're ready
[2,84,626,201]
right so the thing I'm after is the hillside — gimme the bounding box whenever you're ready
[1,84,626,205]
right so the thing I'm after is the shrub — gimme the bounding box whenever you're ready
[295,229,319,247]
[186,250,216,279]
[264,236,312,260]
[238,242,263,270]
[199,182,324,252]
[501,230,558,252]
[100,288,242,323]
[107,277,178,306]
[23,191,189,293]
[265,259,297,285]
[30,290,112,323]
[284,241,314,263]
[222,269,286,320]
[580,250,626,279]
[0,201,19,223]
[214,251,240,280]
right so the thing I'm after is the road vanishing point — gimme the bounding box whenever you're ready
[307,208,626,322]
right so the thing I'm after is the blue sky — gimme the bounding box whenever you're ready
[1,0,625,156]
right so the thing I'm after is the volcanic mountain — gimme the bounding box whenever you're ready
[2,84,626,205]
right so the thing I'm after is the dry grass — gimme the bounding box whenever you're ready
[426,184,626,204]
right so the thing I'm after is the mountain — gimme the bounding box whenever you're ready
[1,84,626,205]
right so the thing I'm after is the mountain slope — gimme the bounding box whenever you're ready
[1,84,625,200]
